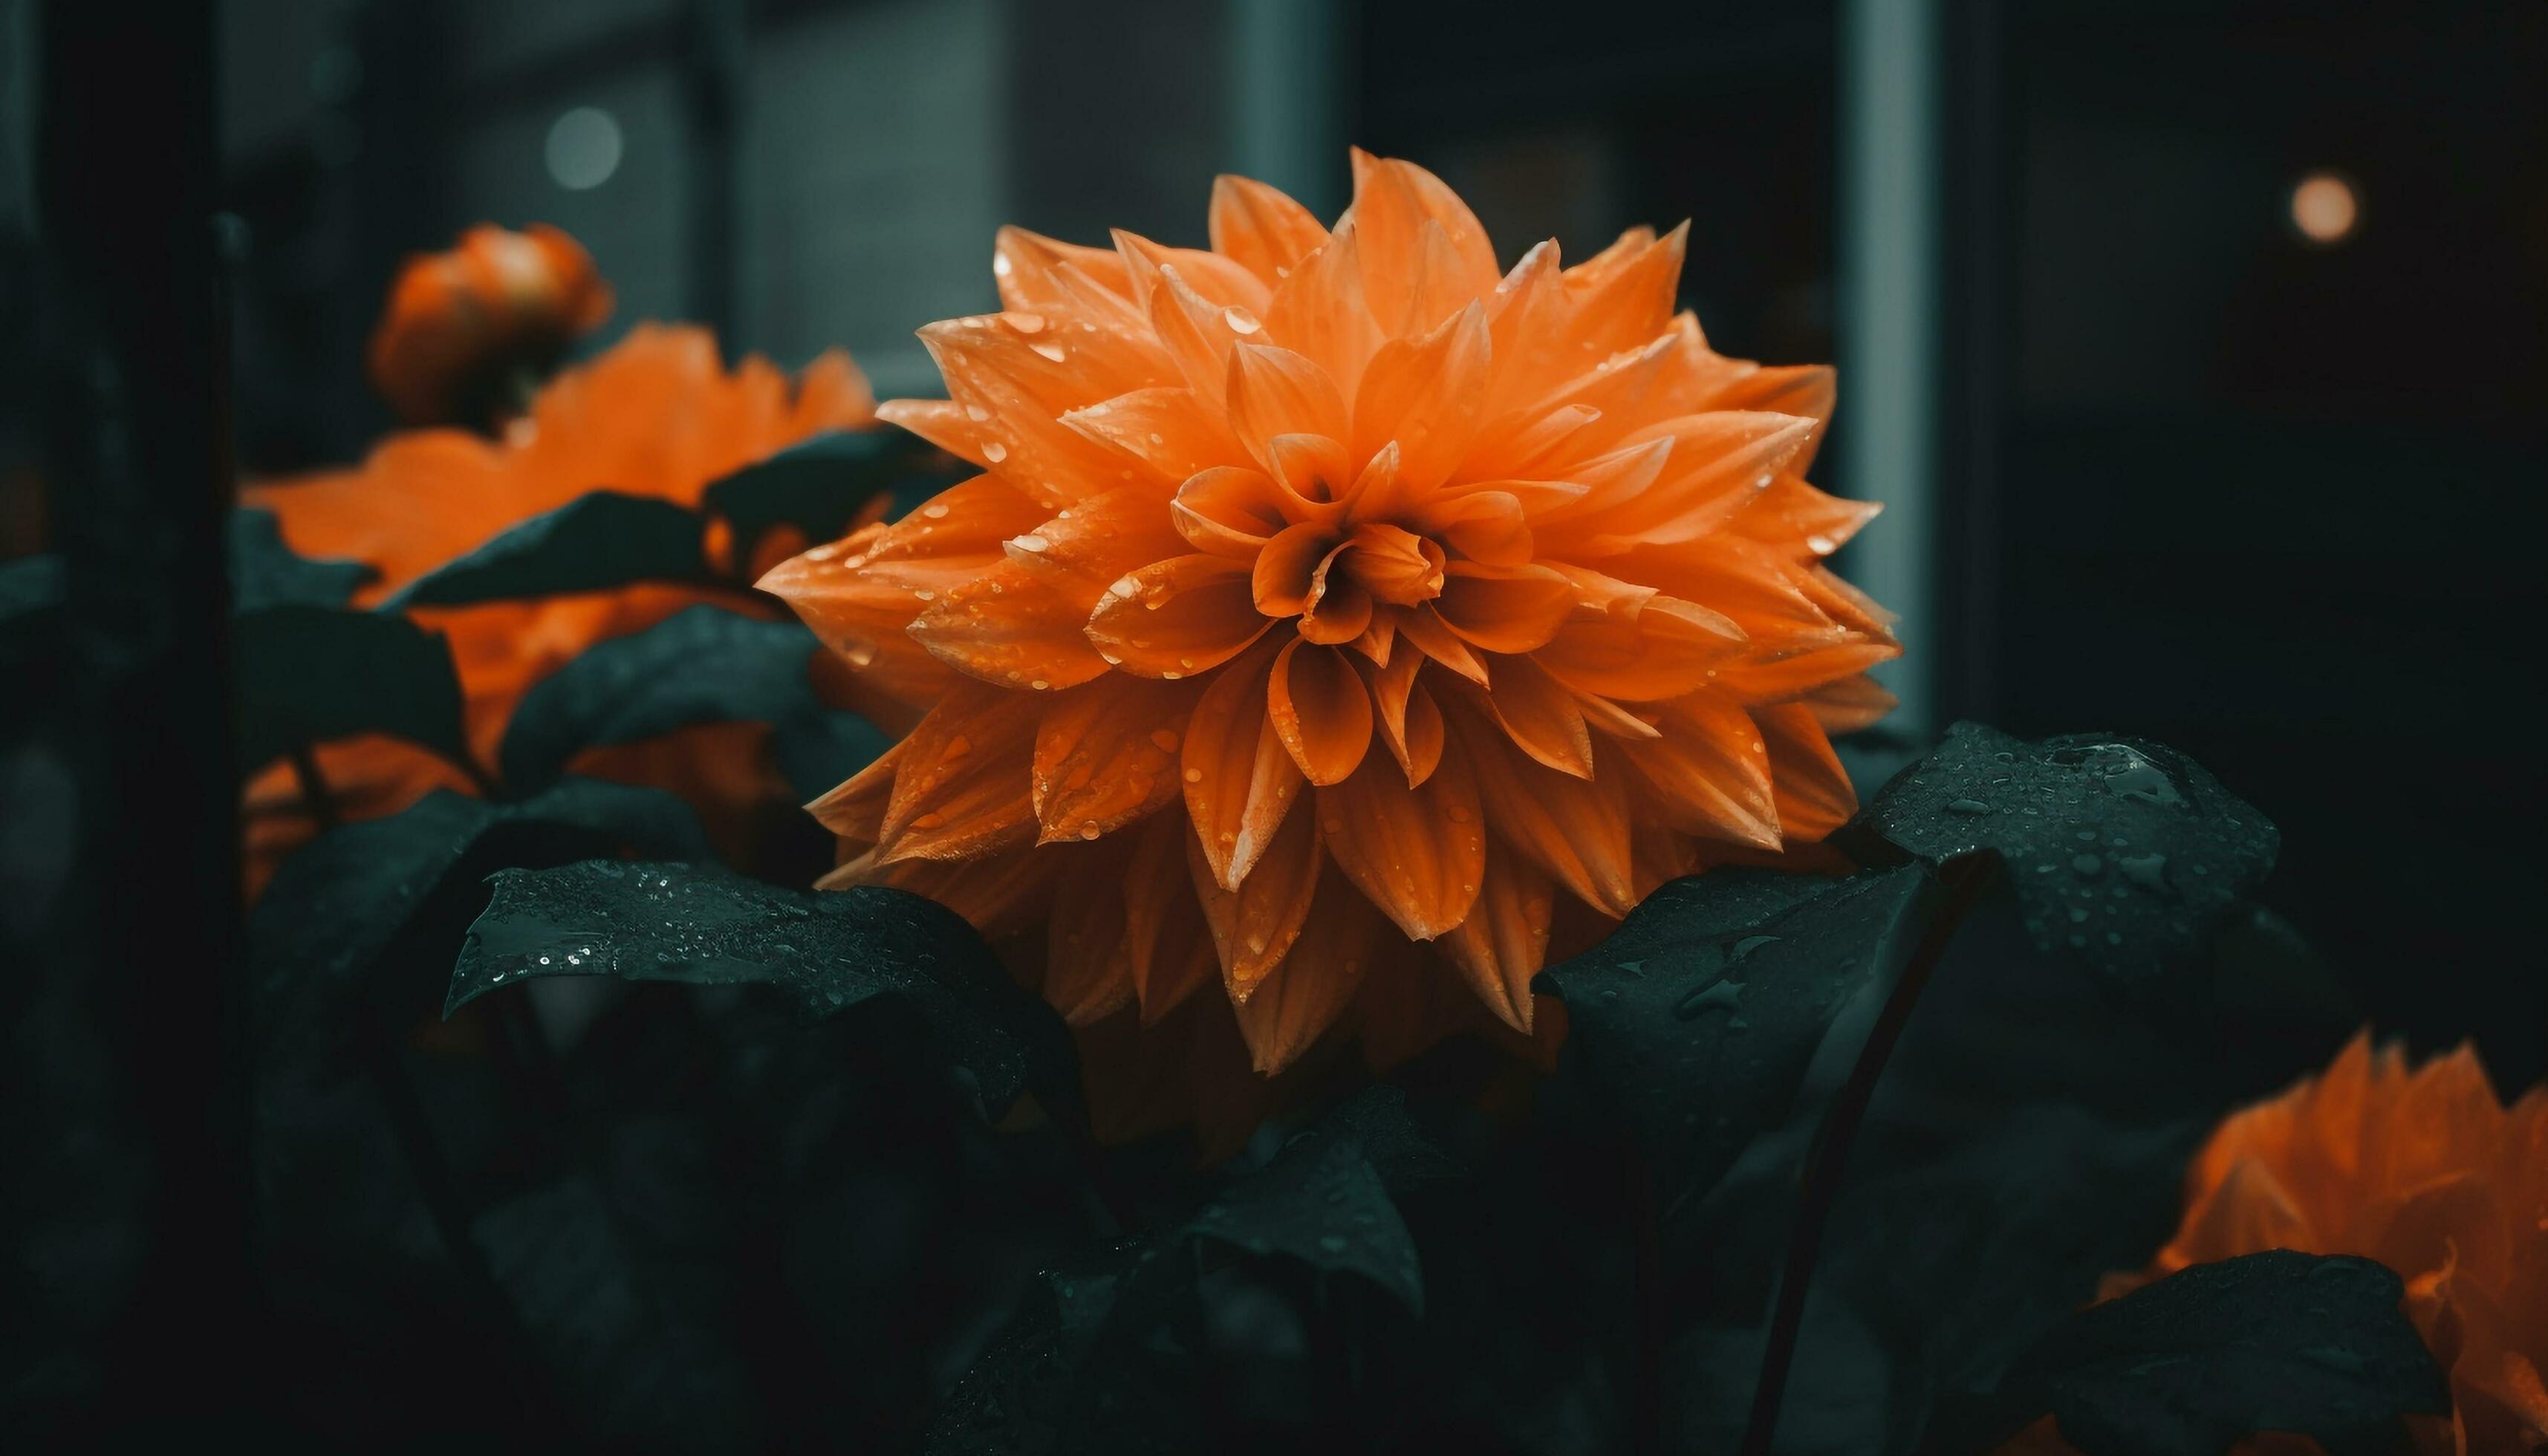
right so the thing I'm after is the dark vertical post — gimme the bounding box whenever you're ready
[683,0,747,343]
[1934,0,2011,726]
[38,0,252,1434]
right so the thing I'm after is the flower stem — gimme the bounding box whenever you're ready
[1737,853,2000,1456]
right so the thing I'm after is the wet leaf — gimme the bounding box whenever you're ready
[1851,723,2276,990]
[228,505,371,613]
[1536,863,1937,1289]
[1925,1249,2448,1456]
[448,859,1076,1121]
[497,604,888,797]
[232,604,474,777]
[382,490,708,608]
[251,780,711,1053]
[701,426,966,567]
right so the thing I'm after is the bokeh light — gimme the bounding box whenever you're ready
[544,107,623,192]
[2289,169,2359,245]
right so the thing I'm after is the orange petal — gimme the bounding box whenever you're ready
[1124,809,1218,1024]
[1616,695,1781,851]
[1348,149,1501,329]
[1297,573,1374,646]
[995,224,1136,311]
[877,683,1039,862]
[1340,522,1446,605]
[1180,636,1305,888]
[1112,227,1271,315]
[1061,386,1252,487]
[1429,489,1534,566]
[1085,555,1273,679]
[1264,431,1354,503]
[1706,363,1836,472]
[1535,596,1746,703]
[1267,638,1374,785]
[1145,256,1263,401]
[1476,653,1593,778]
[1001,484,1192,593]
[1044,843,1137,1025]
[1209,174,1330,285]
[1454,706,1636,915]
[1172,464,1338,559]
[1264,219,1381,400]
[1030,676,1194,844]
[1316,744,1484,940]
[1367,650,1446,787]
[1253,521,1337,616]
[1434,561,1579,654]
[1229,861,1382,1073]
[1351,301,1492,494]
[1228,343,1349,466]
[1395,602,1491,686]
[1800,673,1898,735]
[1756,701,1857,842]
[1557,221,1687,361]
[805,739,902,841]
[908,558,1114,691]
[858,844,1059,942]
[1596,412,1820,547]
[1713,639,1900,704]
[1186,790,1322,998]
[1441,845,1557,1033]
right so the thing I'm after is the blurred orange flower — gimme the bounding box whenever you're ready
[765,151,1894,1112]
[244,322,876,896]
[368,223,615,427]
[2103,1033,2548,1455]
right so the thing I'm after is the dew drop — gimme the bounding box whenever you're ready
[1183,767,1203,783]
[923,503,950,519]
[1224,305,1264,334]
[1030,342,1066,363]
[982,441,1009,464]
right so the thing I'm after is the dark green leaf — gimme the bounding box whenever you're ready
[1182,1085,1447,1315]
[1535,865,1937,1276]
[232,604,474,777]
[1927,1249,2449,1456]
[930,1087,1454,1454]
[228,505,371,613]
[251,779,711,1054]
[1851,723,2277,990]
[380,490,708,609]
[701,426,969,568]
[448,859,1076,1120]
[496,603,886,797]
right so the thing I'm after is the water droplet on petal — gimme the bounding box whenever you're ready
[982,441,1009,464]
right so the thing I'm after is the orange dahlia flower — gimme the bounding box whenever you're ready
[765,151,1895,1095]
[244,323,875,894]
[2098,1033,2548,1454]
[368,223,615,427]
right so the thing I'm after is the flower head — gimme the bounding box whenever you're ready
[767,152,1895,1093]
[2105,1033,2548,1454]
[368,223,615,426]
[246,323,874,894]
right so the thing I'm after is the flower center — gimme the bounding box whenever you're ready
[1254,520,1447,647]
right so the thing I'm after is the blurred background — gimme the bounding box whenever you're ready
[198,0,2544,1082]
